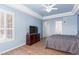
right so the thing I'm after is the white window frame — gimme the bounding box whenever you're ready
[0,9,15,43]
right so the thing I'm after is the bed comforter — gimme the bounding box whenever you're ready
[45,35,79,54]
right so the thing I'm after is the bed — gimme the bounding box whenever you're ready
[45,35,79,54]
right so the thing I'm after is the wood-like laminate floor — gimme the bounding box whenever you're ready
[2,40,71,55]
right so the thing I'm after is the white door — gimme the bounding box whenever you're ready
[55,20,62,34]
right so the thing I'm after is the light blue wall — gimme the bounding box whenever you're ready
[45,15,77,36]
[0,5,43,53]
[62,15,77,35]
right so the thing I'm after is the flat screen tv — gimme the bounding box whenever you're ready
[29,26,38,34]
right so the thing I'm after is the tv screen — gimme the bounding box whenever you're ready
[30,26,38,34]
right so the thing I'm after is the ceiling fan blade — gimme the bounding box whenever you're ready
[42,4,48,8]
[49,4,56,8]
[51,8,58,10]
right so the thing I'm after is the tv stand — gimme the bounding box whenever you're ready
[26,33,40,45]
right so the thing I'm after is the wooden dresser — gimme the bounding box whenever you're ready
[26,33,40,45]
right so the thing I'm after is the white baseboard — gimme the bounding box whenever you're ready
[0,43,26,55]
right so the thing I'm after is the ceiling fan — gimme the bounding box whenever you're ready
[42,4,58,12]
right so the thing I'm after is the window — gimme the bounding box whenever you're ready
[0,10,14,43]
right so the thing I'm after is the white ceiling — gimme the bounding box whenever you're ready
[6,4,79,20]
[25,4,74,16]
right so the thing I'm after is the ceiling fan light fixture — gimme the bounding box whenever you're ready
[42,4,58,13]
[46,8,52,12]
